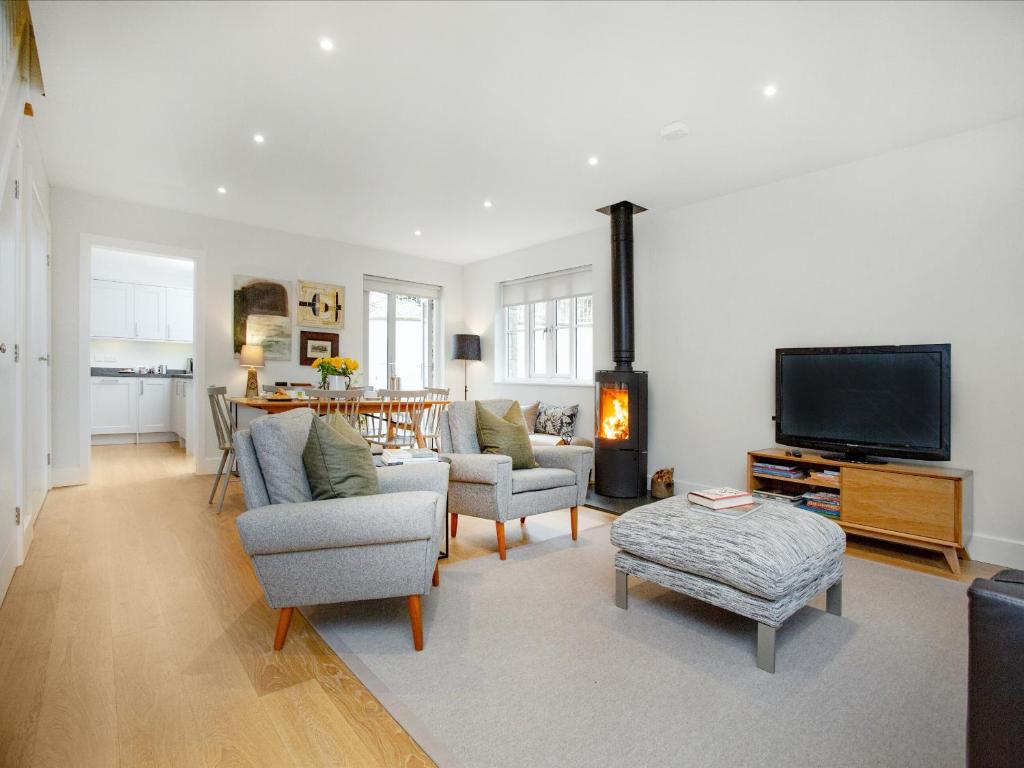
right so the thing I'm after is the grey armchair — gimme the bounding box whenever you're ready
[439,399,593,559]
[233,408,448,652]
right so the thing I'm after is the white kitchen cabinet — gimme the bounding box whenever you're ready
[171,378,195,452]
[138,378,173,433]
[133,284,167,341]
[91,377,138,434]
[90,280,134,338]
[166,288,194,342]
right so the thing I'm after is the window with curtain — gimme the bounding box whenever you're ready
[363,276,441,390]
[501,266,593,384]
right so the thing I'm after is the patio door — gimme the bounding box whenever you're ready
[364,276,440,391]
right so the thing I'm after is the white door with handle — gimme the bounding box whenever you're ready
[0,155,20,600]
[138,378,173,433]
[26,190,50,520]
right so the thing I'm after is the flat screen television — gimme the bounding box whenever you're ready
[775,344,951,462]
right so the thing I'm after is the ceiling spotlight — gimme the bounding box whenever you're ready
[414,229,422,236]
[253,133,265,144]
[483,199,493,208]
[319,37,335,52]
[217,186,227,195]
[588,156,599,166]
[660,121,690,140]
[763,83,778,98]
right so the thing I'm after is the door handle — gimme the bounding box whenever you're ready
[0,343,6,353]
[38,355,49,363]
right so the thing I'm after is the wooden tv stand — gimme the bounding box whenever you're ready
[747,449,973,574]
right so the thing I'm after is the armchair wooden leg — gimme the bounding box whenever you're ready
[570,506,579,541]
[432,562,440,587]
[520,517,526,525]
[496,521,507,560]
[273,607,294,651]
[407,595,424,651]
[450,513,459,538]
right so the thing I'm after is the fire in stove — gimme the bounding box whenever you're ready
[599,385,630,440]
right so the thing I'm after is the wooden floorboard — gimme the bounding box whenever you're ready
[0,442,1002,767]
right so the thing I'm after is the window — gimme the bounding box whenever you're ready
[364,276,441,390]
[501,267,593,383]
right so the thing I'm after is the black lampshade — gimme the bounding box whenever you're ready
[452,334,482,361]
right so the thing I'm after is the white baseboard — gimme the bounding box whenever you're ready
[91,433,179,446]
[967,533,1024,570]
[50,466,88,487]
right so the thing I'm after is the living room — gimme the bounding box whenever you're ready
[1,2,1022,767]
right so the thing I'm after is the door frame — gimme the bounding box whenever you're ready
[76,235,206,482]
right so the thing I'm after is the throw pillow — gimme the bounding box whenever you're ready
[536,402,579,440]
[303,414,380,500]
[521,401,540,434]
[249,408,315,504]
[476,401,538,470]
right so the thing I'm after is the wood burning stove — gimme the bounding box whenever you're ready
[594,200,649,498]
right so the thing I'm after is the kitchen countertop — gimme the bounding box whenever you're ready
[91,367,194,379]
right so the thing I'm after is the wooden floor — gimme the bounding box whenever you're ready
[0,443,1002,767]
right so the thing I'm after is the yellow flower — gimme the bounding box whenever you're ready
[311,357,323,369]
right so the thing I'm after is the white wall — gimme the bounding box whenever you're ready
[89,339,194,370]
[51,189,463,479]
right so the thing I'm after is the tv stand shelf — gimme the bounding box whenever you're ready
[747,448,973,574]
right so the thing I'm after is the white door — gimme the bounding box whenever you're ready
[25,189,49,519]
[0,158,20,599]
[90,279,133,338]
[91,377,138,434]
[139,378,173,432]
[133,284,166,340]
[166,287,193,341]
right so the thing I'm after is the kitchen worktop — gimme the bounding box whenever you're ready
[91,367,194,379]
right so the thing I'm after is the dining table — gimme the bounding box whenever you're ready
[226,395,451,449]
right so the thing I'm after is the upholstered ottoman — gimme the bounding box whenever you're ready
[610,497,845,672]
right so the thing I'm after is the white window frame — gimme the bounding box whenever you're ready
[363,275,442,390]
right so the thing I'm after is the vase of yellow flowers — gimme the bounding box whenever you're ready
[311,356,359,390]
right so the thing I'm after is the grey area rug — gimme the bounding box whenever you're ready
[305,524,968,768]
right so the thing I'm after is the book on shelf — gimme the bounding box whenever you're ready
[381,448,439,465]
[752,464,806,479]
[798,503,839,519]
[752,489,805,504]
[687,487,754,510]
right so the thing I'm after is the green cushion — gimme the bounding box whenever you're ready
[302,414,380,500]
[476,401,538,470]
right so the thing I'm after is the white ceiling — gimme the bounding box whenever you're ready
[30,1,1024,264]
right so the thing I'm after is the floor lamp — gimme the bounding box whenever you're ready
[452,334,481,400]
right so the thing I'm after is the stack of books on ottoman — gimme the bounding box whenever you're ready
[686,488,761,519]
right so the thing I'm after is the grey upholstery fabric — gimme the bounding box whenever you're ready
[533,445,592,506]
[234,429,270,510]
[441,399,515,455]
[510,484,578,517]
[615,550,843,628]
[249,408,315,504]
[610,498,846,601]
[445,453,512,484]
[511,467,576,494]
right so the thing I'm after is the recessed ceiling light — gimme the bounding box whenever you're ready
[217,186,227,195]
[588,156,599,166]
[660,121,690,140]
[253,133,265,144]
[319,37,335,52]
[414,229,422,236]
[483,199,493,209]
[763,83,778,98]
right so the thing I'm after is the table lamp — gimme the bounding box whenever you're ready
[452,334,481,400]
[239,344,265,398]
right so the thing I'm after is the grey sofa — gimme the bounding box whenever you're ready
[439,399,593,559]
[233,408,448,652]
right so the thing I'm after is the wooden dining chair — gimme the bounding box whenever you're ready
[365,390,428,448]
[207,386,235,512]
[303,388,364,428]
[420,387,450,451]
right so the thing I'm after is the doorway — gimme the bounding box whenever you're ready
[24,184,50,526]
[0,147,19,598]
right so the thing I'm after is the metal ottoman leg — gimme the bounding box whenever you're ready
[757,623,776,673]
[615,569,628,610]
[826,579,843,616]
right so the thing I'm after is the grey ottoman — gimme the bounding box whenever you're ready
[610,497,846,673]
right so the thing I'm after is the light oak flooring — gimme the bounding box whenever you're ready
[0,443,1001,767]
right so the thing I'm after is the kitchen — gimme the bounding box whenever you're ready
[89,248,195,452]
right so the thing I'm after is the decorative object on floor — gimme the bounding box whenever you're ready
[535,402,579,440]
[239,344,264,398]
[650,467,674,499]
[297,280,345,328]
[611,496,845,673]
[306,530,968,768]
[299,330,339,366]
[233,275,292,360]
[451,334,481,400]
[310,355,358,390]
[233,408,448,651]
[439,399,592,560]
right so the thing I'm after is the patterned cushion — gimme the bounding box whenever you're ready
[610,498,845,601]
[249,408,315,505]
[536,402,579,439]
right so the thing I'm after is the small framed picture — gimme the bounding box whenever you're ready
[299,330,340,365]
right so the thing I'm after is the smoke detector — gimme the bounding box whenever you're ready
[660,121,690,140]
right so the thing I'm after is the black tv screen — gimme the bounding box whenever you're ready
[775,345,951,461]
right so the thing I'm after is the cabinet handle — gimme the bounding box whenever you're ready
[167,323,170,340]
[134,321,139,337]
[140,379,144,395]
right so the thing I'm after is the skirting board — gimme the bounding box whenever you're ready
[50,466,88,487]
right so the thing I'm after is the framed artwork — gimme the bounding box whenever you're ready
[299,331,339,365]
[297,280,345,329]
[233,275,293,360]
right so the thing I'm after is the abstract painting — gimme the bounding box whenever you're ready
[297,280,345,329]
[233,275,292,360]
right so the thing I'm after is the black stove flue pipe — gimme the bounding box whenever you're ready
[597,200,647,372]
